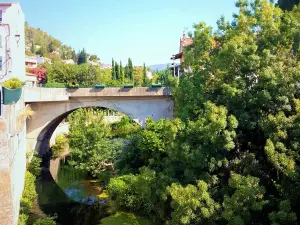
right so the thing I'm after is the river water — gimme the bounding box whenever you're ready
[32,159,151,225]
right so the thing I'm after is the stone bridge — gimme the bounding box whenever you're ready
[25,87,173,155]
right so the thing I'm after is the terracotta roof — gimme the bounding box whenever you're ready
[0,3,13,6]
[26,72,37,77]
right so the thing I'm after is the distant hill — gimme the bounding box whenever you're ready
[148,64,169,72]
[25,22,99,63]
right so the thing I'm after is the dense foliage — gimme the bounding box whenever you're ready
[28,154,42,177]
[43,60,152,87]
[19,171,37,225]
[68,108,119,177]
[2,78,22,89]
[32,217,56,225]
[278,0,299,10]
[51,134,68,158]
[44,63,111,86]
[110,116,141,138]
[108,1,300,224]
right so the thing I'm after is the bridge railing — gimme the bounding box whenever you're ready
[24,87,171,103]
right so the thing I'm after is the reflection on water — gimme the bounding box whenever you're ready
[35,159,109,225]
[57,162,104,204]
[34,158,151,225]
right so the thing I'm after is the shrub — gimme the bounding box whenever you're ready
[30,68,47,84]
[28,154,42,177]
[20,171,37,214]
[18,213,29,225]
[2,78,22,89]
[51,134,68,158]
[43,82,66,88]
[111,116,141,138]
[33,217,56,225]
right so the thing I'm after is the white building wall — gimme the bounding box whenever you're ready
[0,3,25,82]
[2,90,27,225]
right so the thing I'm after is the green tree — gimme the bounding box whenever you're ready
[128,58,133,81]
[108,1,300,224]
[77,49,87,65]
[119,61,124,83]
[115,62,119,80]
[142,63,147,86]
[168,180,220,224]
[68,108,118,177]
[278,0,299,10]
[72,49,78,63]
[89,54,100,62]
[30,41,36,54]
[111,58,116,80]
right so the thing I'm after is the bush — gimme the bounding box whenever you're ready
[33,217,56,225]
[51,134,68,158]
[111,116,141,138]
[43,82,66,88]
[2,78,22,89]
[28,154,42,177]
[20,171,37,214]
[18,213,29,225]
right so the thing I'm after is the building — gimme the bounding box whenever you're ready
[37,56,51,65]
[25,55,37,68]
[0,3,25,82]
[63,59,76,65]
[171,33,193,64]
[100,63,112,69]
[88,60,100,66]
[170,33,193,77]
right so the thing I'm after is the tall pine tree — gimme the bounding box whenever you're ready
[111,58,116,80]
[128,58,133,81]
[115,62,119,80]
[125,65,129,79]
[120,61,124,84]
[77,49,87,65]
[142,62,147,86]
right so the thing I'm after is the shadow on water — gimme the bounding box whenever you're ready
[35,155,109,225]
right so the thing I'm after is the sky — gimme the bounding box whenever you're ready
[15,0,238,66]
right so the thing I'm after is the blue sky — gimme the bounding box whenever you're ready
[16,0,238,65]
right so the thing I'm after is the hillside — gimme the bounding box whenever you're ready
[25,22,99,63]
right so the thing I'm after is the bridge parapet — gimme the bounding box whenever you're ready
[24,87,69,102]
[67,87,171,97]
[24,87,171,102]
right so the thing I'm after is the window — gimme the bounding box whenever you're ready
[0,10,2,23]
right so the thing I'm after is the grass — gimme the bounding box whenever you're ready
[99,212,151,225]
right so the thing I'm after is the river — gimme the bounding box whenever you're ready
[31,158,151,225]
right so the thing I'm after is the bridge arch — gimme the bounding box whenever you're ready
[26,93,173,154]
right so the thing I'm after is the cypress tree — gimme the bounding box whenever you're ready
[142,62,147,86]
[128,58,133,81]
[125,65,129,79]
[111,58,115,80]
[77,48,87,65]
[115,62,119,80]
[120,61,124,83]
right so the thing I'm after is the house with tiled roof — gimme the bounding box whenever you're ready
[171,33,193,64]
[170,33,193,77]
